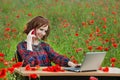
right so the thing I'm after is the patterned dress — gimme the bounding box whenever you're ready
[17,41,70,67]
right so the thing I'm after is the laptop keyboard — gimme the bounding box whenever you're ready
[64,67,80,72]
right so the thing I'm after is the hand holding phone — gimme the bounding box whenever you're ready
[26,29,36,43]
[26,29,36,51]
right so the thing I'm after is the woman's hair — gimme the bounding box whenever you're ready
[24,16,50,40]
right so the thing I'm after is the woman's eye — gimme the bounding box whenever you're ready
[40,29,43,31]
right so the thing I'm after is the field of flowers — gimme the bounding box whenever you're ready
[0,0,120,79]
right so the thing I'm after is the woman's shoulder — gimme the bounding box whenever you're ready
[17,40,26,46]
[40,41,49,46]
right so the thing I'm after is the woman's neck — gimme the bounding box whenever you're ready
[32,39,39,45]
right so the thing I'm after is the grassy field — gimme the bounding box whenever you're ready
[0,0,120,79]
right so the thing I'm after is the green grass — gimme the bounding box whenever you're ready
[0,0,120,79]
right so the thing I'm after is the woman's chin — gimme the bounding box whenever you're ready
[37,37,42,40]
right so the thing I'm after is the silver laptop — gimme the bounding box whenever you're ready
[64,52,106,72]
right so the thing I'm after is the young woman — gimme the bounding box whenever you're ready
[17,16,79,67]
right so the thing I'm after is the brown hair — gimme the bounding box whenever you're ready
[24,16,50,40]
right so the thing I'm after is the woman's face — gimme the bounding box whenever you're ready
[35,25,48,40]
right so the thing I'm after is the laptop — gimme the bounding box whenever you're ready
[64,52,106,72]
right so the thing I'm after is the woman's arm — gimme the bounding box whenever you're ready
[42,42,80,67]
[41,42,70,66]
[26,29,36,51]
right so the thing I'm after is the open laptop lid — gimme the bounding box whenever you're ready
[80,52,106,72]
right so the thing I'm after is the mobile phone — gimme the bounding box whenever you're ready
[31,30,35,35]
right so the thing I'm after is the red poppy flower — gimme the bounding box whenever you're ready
[16,15,20,18]
[0,57,4,62]
[96,46,103,51]
[12,62,23,68]
[112,43,118,48]
[89,76,98,80]
[5,16,9,19]
[0,68,7,78]
[88,46,93,51]
[25,64,31,71]
[103,25,107,29]
[70,56,75,60]
[6,23,11,26]
[91,12,95,16]
[104,47,109,51]
[105,39,109,43]
[102,67,109,72]
[110,57,116,63]
[89,20,94,25]
[111,63,115,67]
[102,17,107,23]
[82,22,86,26]
[72,59,78,64]
[103,31,106,34]
[112,11,117,15]
[63,23,70,28]
[75,33,79,36]
[29,74,38,79]
[96,33,102,37]
[4,33,10,39]
[89,34,93,37]
[7,67,15,74]
[99,67,103,70]
[4,27,11,32]
[31,66,40,71]
[111,38,115,42]
[35,65,40,70]
[114,19,117,24]
[0,52,4,57]
[4,61,9,66]
[76,48,83,53]
[25,64,39,71]
[96,27,100,33]
[30,67,38,71]
[85,40,89,44]
[42,64,64,72]
[11,57,16,61]
[28,13,32,16]
[11,28,17,32]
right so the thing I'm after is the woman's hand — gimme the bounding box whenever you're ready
[26,29,36,51]
[68,61,81,67]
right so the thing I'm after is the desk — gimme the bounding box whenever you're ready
[14,67,120,80]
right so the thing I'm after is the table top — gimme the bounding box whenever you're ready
[14,67,120,76]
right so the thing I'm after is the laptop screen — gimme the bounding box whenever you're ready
[80,52,106,72]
